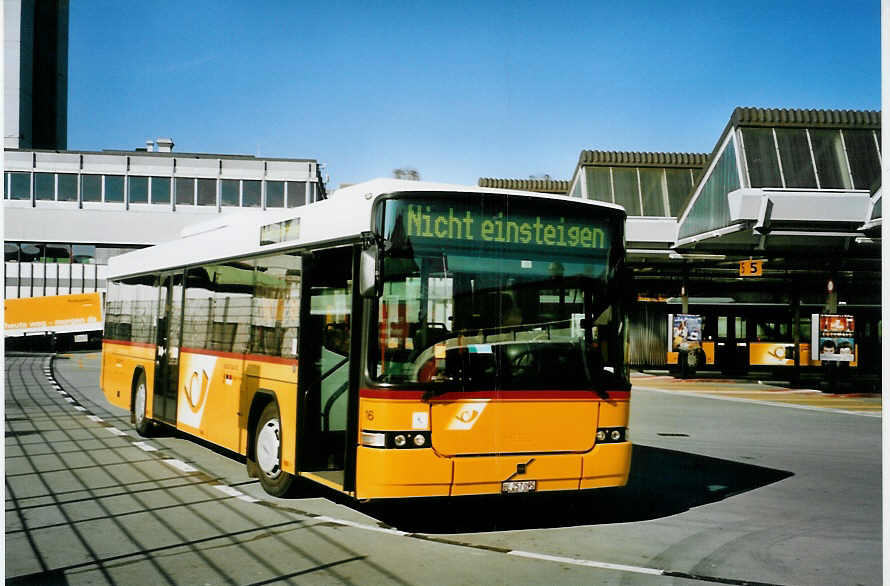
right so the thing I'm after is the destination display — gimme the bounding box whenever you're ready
[384,197,614,252]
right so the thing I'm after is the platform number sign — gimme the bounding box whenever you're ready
[739,259,763,277]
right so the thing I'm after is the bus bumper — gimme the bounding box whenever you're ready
[355,442,632,500]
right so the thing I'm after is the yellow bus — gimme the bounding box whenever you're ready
[101,178,632,499]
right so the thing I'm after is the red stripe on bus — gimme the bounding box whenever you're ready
[102,339,156,349]
[179,347,298,366]
[359,388,630,401]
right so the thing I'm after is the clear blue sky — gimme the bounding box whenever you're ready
[68,1,880,188]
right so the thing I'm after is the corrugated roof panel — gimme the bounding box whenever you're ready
[732,107,880,129]
[476,178,570,194]
[577,150,709,168]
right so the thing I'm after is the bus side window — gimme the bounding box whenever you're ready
[250,252,301,357]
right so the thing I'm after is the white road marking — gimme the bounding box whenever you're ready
[213,484,261,503]
[106,427,128,436]
[87,415,103,423]
[163,459,198,473]
[64,397,75,403]
[73,406,87,412]
[314,515,408,536]
[133,441,158,452]
[634,385,881,418]
[508,550,664,576]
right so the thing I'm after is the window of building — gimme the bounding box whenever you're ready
[286,181,306,207]
[809,129,851,189]
[175,177,195,205]
[844,129,881,191]
[58,174,78,201]
[775,129,817,188]
[570,179,582,197]
[5,243,20,262]
[743,128,782,188]
[665,168,693,217]
[679,140,740,239]
[72,244,96,264]
[266,181,284,208]
[221,179,239,206]
[638,168,666,216]
[611,168,640,216]
[105,175,125,202]
[9,172,31,200]
[243,180,261,207]
[35,173,55,200]
[81,175,102,202]
[197,178,217,206]
[151,176,171,204]
[129,176,149,203]
[584,167,612,203]
[20,243,42,262]
[45,243,71,263]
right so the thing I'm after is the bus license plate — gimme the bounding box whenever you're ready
[502,480,536,494]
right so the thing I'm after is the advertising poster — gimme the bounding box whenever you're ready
[671,314,702,352]
[817,314,855,362]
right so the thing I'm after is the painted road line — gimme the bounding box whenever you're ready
[508,550,663,576]
[634,385,881,417]
[106,426,129,436]
[163,459,198,473]
[314,515,409,537]
[213,485,260,503]
[73,406,87,411]
[87,415,103,423]
[133,441,158,452]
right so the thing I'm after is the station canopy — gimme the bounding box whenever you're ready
[674,107,881,253]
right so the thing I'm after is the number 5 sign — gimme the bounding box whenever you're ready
[739,259,763,277]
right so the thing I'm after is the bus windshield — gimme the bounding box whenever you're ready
[371,193,628,393]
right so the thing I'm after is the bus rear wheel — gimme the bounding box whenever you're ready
[255,402,295,497]
[133,372,153,437]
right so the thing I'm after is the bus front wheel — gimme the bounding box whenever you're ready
[133,372,153,437]
[255,402,295,497]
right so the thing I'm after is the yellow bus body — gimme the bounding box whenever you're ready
[5,292,103,335]
[102,340,631,499]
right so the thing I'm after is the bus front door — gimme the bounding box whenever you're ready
[153,272,183,424]
[297,246,358,489]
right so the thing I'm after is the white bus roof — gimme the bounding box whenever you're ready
[107,178,625,279]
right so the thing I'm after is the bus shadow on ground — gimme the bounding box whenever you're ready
[359,444,793,534]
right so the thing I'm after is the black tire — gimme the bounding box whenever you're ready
[133,371,153,437]
[254,402,295,497]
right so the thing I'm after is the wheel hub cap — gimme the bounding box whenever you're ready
[257,419,281,477]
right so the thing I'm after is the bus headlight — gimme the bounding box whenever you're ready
[360,430,432,449]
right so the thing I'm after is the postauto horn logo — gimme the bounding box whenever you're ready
[178,355,217,429]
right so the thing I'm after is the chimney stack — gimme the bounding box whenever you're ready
[156,138,174,153]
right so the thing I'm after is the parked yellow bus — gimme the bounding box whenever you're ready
[101,179,632,499]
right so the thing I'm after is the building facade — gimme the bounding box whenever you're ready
[4,0,69,150]
[482,107,882,381]
[3,143,327,345]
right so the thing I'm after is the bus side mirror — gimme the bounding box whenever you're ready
[359,244,379,298]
